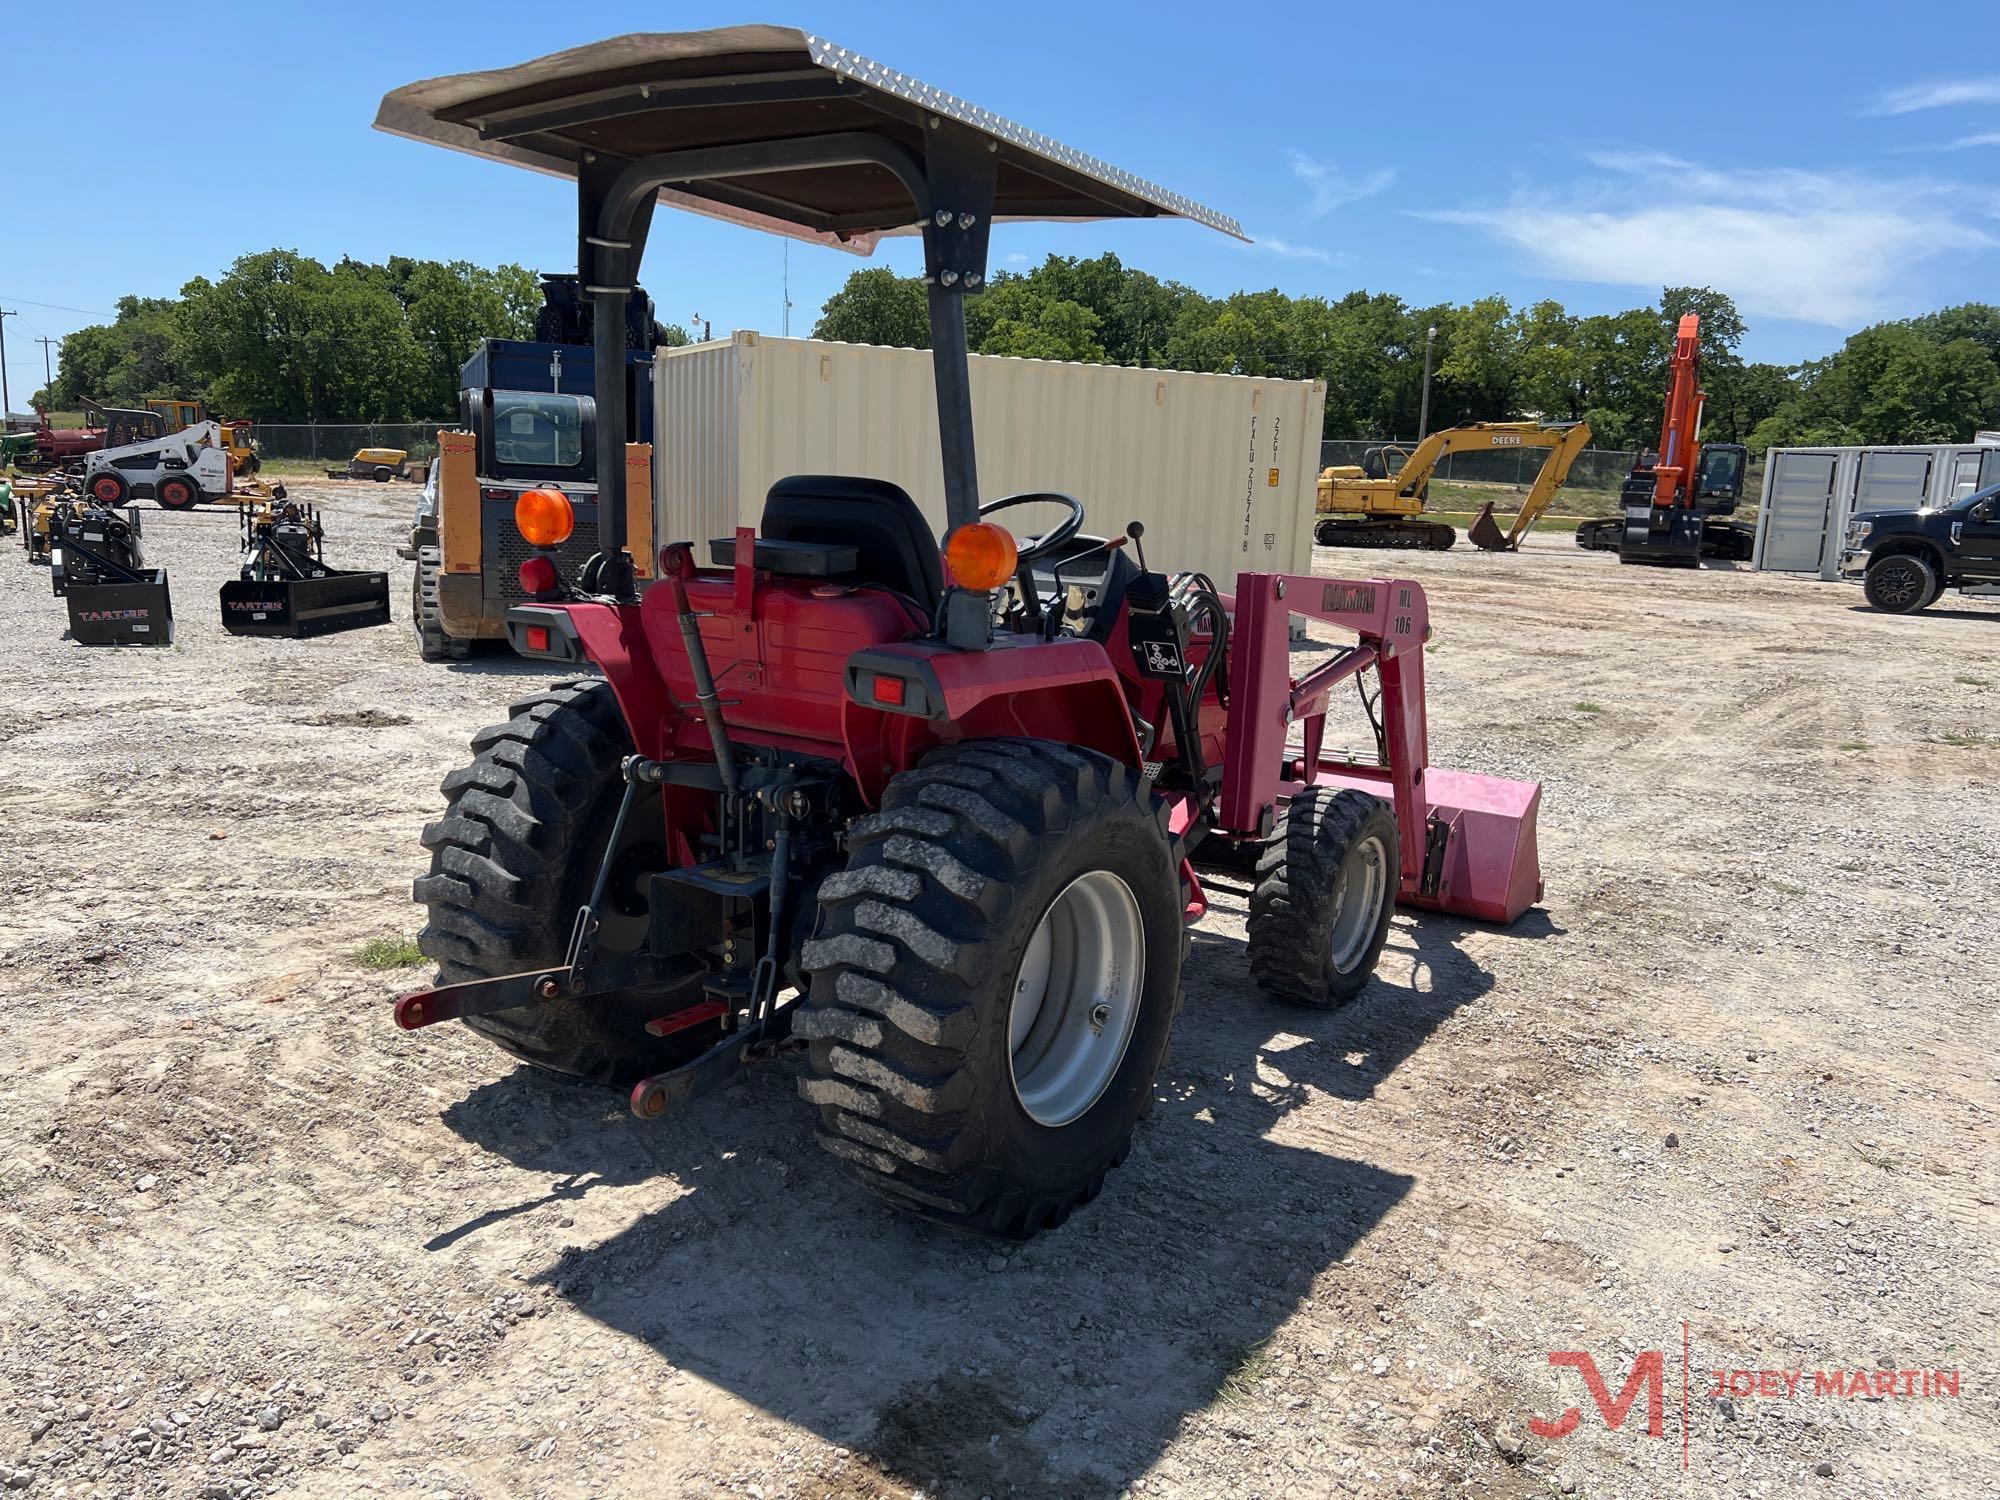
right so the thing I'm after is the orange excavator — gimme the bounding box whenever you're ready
[1576,313,1751,566]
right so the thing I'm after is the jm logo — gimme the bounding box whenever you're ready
[1529,1350,1666,1441]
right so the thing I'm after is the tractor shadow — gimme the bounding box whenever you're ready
[425,902,1535,1497]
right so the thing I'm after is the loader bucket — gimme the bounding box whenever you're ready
[66,570,174,646]
[220,569,391,638]
[1466,502,1512,552]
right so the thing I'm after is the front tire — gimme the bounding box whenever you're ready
[413,679,688,1083]
[1863,553,1938,614]
[799,740,1184,1237]
[1248,788,1398,1008]
[88,471,127,506]
[156,474,201,510]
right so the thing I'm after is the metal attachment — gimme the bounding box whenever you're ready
[940,270,959,286]
[957,212,977,229]
[934,208,952,226]
[966,272,983,288]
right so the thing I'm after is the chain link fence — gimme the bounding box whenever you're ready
[249,422,448,463]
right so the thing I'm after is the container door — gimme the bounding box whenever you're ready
[1852,450,1933,511]
[1759,453,1837,571]
[1948,450,1985,501]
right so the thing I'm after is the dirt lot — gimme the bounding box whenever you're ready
[1,483,1994,1499]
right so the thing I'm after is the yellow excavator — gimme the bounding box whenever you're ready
[1314,419,1592,551]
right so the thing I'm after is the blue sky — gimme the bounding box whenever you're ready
[6,0,1998,406]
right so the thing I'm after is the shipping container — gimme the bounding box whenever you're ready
[1754,437,2000,578]
[653,333,1326,586]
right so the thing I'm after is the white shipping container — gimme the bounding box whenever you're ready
[652,333,1327,586]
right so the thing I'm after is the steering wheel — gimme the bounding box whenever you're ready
[979,491,1086,568]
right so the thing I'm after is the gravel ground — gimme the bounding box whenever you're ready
[0,482,1994,1500]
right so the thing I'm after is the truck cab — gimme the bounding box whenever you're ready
[1842,482,2000,612]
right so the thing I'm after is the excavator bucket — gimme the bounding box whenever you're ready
[1467,502,1513,552]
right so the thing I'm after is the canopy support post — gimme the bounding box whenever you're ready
[919,124,997,649]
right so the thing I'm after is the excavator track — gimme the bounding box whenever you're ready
[1312,518,1457,551]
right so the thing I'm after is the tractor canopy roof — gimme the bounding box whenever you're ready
[374,24,1244,252]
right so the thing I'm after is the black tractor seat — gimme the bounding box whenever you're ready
[739,474,944,615]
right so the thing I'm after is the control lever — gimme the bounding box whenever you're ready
[1125,520,1150,572]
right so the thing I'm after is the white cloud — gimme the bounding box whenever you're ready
[1287,151,1395,216]
[1946,131,2000,149]
[1430,156,1992,325]
[1867,78,2000,114]
[1243,234,1340,265]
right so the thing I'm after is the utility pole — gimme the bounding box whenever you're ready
[35,336,56,403]
[0,309,16,421]
[1417,324,1438,441]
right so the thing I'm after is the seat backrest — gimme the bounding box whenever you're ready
[760,475,944,613]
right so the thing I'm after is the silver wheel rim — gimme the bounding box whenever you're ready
[1328,833,1389,973]
[1007,870,1145,1127]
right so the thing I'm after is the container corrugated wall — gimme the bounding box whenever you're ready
[654,333,1326,584]
[651,337,743,560]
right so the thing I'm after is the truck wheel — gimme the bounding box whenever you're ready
[1247,788,1398,1008]
[414,680,689,1083]
[373,466,393,482]
[89,472,127,506]
[413,545,470,661]
[155,474,201,510]
[1863,554,1938,614]
[799,739,1185,1237]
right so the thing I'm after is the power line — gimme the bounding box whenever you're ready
[0,294,112,318]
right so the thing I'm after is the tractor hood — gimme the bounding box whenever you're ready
[374,25,1245,253]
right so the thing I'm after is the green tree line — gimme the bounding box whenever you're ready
[43,246,2000,451]
[40,251,549,422]
[814,256,2000,453]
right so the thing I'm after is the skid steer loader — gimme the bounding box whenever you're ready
[381,26,1545,1238]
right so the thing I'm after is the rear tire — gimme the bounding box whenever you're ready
[1247,788,1398,1008]
[155,474,201,510]
[799,740,1185,1237]
[373,466,393,483]
[1863,553,1938,614]
[413,544,470,661]
[413,679,690,1084]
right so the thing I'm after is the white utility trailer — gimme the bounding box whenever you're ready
[653,332,1327,584]
[1753,433,2000,578]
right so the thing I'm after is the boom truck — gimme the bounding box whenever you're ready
[380,24,1544,1238]
[1574,314,1751,565]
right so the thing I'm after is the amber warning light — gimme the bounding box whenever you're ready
[943,522,1017,592]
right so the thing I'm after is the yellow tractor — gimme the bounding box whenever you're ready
[144,399,261,475]
[1315,420,1592,551]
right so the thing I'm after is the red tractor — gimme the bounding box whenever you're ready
[384,27,1543,1237]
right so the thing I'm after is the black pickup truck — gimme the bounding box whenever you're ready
[1841,482,2000,612]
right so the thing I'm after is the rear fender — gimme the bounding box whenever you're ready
[509,601,670,760]
[842,637,1143,806]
